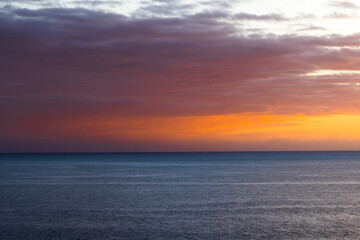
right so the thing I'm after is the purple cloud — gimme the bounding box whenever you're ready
[2,6,360,151]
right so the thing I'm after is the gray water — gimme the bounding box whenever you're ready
[1,152,360,239]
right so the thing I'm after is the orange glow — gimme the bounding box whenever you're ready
[42,114,360,144]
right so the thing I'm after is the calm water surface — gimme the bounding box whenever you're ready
[1,152,360,239]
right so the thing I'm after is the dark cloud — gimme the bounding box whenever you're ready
[2,8,360,117]
[2,6,360,151]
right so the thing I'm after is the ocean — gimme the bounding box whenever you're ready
[1,152,360,239]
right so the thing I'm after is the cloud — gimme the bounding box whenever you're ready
[296,25,327,32]
[328,1,359,9]
[233,12,287,21]
[2,8,360,119]
[2,5,360,151]
[326,11,360,19]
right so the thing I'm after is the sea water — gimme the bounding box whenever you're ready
[1,152,360,239]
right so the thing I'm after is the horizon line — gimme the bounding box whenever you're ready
[2,150,360,154]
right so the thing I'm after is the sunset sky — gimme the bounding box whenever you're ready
[2,0,360,152]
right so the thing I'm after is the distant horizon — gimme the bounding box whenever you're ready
[3,150,360,154]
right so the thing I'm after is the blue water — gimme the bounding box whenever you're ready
[1,152,360,239]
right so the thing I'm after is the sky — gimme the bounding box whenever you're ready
[2,0,360,152]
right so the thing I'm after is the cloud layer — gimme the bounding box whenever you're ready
[2,1,360,152]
